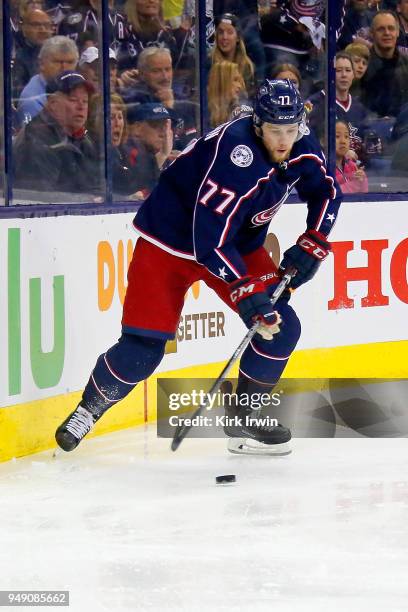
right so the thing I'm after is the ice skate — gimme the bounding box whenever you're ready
[221,381,292,456]
[55,405,97,452]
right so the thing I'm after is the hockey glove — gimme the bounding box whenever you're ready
[229,276,282,340]
[279,229,331,289]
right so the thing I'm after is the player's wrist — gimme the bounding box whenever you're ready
[229,276,267,305]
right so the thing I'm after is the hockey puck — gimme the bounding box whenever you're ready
[215,474,236,484]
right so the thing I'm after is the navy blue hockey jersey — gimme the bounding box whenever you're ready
[134,117,342,283]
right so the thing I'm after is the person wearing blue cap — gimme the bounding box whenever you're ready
[13,70,100,195]
[124,102,176,196]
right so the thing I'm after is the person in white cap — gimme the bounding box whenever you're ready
[78,45,118,91]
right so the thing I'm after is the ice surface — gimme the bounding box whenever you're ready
[1,428,408,612]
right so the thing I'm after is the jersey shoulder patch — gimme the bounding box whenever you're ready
[230,144,254,168]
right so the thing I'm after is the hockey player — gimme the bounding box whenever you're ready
[56,79,342,455]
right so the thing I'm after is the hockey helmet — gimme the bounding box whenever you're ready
[253,79,309,140]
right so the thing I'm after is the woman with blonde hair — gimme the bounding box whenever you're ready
[120,0,176,72]
[211,13,255,98]
[207,61,247,128]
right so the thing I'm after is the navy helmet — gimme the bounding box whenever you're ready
[253,79,309,139]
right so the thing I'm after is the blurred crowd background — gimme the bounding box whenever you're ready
[2,0,408,205]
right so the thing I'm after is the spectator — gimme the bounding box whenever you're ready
[260,0,325,82]
[11,0,45,33]
[336,119,368,192]
[88,92,149,196]
[17,35,78,125]
[13,70,99,194]
[213,0,266,83]
[125,102,175,197]
[122,47,198,149]
[360,10,408,117]
[396,0,408,53]
[308,52,367,155]
[207,61,247,127]
[270,62,301,90]
[211,13,255,97]
[78,46,119,91]
[337,0,376,49]
[344,41,370,96]
[119,0,177,72]
[58,0,130,56]
[12,8,53,98]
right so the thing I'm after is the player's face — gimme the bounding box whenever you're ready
[335,58,354,94]
[351,55,368,79]
[335,122,350,160]
[216,23,238,57]
[260,123,299,163]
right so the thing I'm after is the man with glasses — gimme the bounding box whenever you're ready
[13,8,53,98]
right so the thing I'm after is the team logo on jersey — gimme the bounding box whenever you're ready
[230,145,253,168]
[251,179,299,226]
[67,13,82,24]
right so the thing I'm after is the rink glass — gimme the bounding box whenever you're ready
[0,0,4,207]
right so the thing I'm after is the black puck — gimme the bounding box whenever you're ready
[216,474,236,484]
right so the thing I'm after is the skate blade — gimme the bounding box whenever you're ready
[227,437,292,456]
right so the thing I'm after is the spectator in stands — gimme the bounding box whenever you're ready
[119,0,177,73]
[11,0,46,33]
[211,13,255,98]
[13,70,99,193]
[345,42,370,96]
[396,0,408,53]
[17,35,78,125]
[336,119,368,192]
[78,46,119,91]
[360,10,408,117]
[125,102,175,197]
[88,92,148,196]
[122,47,198,149]
[58,0,130,56]
[207,61,247,127]
[12,8,53,98]
[213,1,265,83]
[270,63,301,90]
[308,52,367,155]
[337,0,377,49]
[260,0,325,82]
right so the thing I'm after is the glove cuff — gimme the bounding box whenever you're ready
[297,230,331,260]
[229,276,266,305]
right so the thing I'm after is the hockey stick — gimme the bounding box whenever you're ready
[170,269,296,451]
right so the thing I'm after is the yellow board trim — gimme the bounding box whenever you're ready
[1,340,407,463]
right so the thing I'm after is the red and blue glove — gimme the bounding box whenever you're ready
[229,276,281,340]
[279,229,331,289]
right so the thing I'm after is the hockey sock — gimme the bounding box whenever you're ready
[81,333,166,416]
[239,300,301,386]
